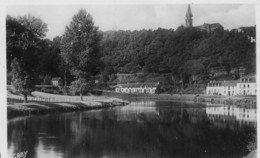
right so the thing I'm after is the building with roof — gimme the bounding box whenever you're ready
[51,77,62,87]
[206,75,256,96]
[185,4,223,32]
[237,75,257,95]
[115,82,159,94]
[206,80,238,96]
[185,4,193,27]
[196,23,224,33]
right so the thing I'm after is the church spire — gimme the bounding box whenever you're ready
[185,4,193,27]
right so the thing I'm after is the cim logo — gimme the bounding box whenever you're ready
[12,151,28,158]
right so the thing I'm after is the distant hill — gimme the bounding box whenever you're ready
[100,26,256,90]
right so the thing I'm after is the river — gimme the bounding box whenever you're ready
[8,101,257,158]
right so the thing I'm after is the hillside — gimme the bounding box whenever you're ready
[100,26,256,91]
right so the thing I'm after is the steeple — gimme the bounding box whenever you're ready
[185,4,193,27]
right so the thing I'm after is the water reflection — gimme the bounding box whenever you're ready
[8,101,256,158]
[206,106,257,127]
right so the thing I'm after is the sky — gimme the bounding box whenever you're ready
[6,4,255,40]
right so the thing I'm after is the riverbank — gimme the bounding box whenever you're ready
[100,91,257,108]
[101,91,197,102]
[7,92,129,118]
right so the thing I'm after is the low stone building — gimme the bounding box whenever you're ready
[115,82,159,94]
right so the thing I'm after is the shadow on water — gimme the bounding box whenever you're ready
[8,101,256,158]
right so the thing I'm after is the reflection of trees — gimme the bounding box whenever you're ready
[8,103,257,158]
[8,118,39,158]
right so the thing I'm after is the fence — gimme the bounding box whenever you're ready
[7,96,82,103]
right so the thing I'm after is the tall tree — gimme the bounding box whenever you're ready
[60,9,102,100]
[7,15,48,102]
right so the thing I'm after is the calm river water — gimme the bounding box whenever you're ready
[8,101,257,158]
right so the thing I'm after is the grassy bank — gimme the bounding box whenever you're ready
[7,91,129,118]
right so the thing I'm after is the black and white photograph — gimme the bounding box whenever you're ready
[1,1,258,158]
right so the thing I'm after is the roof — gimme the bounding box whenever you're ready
[115,82,159,88]
[35,85,54,88]
[208,23,222,27]
[239,75,256,83]
[222,80,238,87]
[51,77,62,81]
[186,4,193,17]
[208,80,238,87]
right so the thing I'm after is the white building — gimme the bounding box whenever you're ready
[206,80,238,96]
[115,82,159,94]
[51,77,62,87]
[237,75,257,95]
[206,75,256,96]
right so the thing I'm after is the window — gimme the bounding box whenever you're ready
[248,84,250,88]
[244,84,246,88]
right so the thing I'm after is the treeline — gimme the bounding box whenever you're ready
[6,10,101,101]
[6,15,70,86]
[6,10,256,101]
[100,26,256,84]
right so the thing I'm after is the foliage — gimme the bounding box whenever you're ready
[10,58,34,101]
[100,26,256,87]
[70,78,94,95]
[60,9,102,99]
[42,75,52,85]
[7,11,256,95]
[7,14,48,102]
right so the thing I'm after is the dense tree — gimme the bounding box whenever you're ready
[7,11,256,96]
[60,9,102,100]
[7,15,48,102]
[100,26,255,88]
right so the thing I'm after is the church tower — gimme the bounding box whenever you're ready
[185,4,193,27]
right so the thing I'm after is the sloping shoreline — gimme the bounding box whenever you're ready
[8,100,128,119]
[7,91,129,119]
